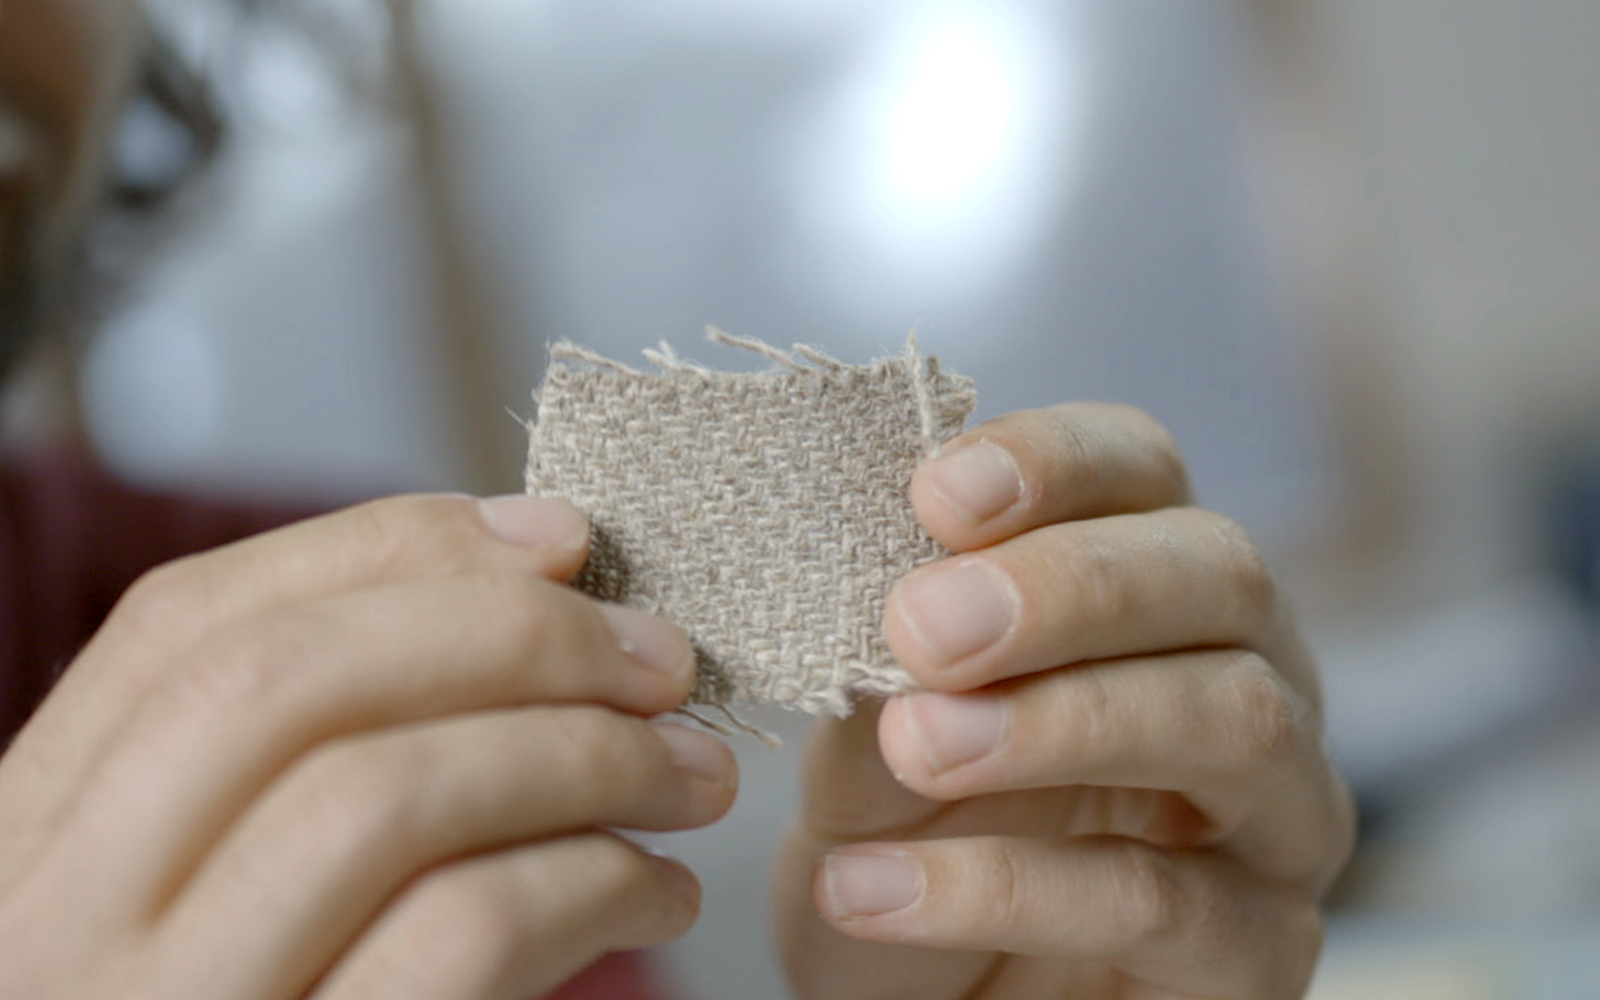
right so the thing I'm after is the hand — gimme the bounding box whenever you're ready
[775,404,1355,999]
[0,495,738,1000]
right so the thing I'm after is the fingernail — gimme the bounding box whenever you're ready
[823,852,924,918]
[653,722,738,790]
[904,693,1006,773]
[478,495,587,549]
[925,440,1024,524]
[893,559,1018,667]
[599,604,694,680]
[652,852,702,900]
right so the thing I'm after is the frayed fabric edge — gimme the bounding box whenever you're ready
[677,705,783,750]
[535,329,975,744]
[546,328,976,458]
[551,327,919,376]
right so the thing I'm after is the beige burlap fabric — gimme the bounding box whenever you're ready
[524,330,976,719]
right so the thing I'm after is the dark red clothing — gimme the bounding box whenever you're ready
[0,451,663,1000]
[0,450,305,736]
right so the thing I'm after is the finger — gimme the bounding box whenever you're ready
[0,494,590,876]
[308,836,697,1000]
[880,650,1353,886]
[818,836,1322,1000]
[16,575,695,932]
[145,712,732,999]
[913,403,1192,552]
[84,493,591,673]
[312,838,697,1000]
[885,506,1291,691]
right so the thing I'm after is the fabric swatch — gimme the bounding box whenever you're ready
[524,330,976,719]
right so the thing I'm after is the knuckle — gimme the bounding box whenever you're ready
[481,573,573,650]
[170,614,316,712]
[1221,653,1305,768]
[1055,532,1130,628]
[1115,846,1185,947]
[447,573,594,686]
[1206,513,1278,620]
[546,708,654,796]
[1051,667,1121,760]
[337,494,500,581]
[971,840,1030,934]
[290,739,424,853]
[338,498,431,579]
[1043,407,1099,479]
[110,557,207,641]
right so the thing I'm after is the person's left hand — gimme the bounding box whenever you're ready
[773,403,1355,1000]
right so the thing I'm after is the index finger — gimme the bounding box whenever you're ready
[912,403,1193,552]
[89,493,592,666]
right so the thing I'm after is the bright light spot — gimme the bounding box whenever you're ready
[787,2,1090,308]
[871,11,1024,226]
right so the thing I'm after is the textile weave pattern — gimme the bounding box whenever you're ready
[524,331,977,717]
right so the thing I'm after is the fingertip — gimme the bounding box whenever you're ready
[611,846,703,950]
[477,495,591,570]
[883,583,953,692]
[913,432,1038,552]
[597,604,697,696]
[908,475,972,553]
[877,693,1005,800]
[875,695,922,789]
[647,851,704,927]
[816,848,926,926]
[651,721,740,796]
[882,558,1021,691]
[920,437,1025,520]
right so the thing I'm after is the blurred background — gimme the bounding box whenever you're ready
[5,0,1600,996]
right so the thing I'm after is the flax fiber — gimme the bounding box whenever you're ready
[524,330,976,719]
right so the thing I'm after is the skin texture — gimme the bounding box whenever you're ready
[774,403,1356,1000]
[0,494,739,999]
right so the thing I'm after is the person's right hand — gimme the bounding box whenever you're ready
[0,494,738,1000]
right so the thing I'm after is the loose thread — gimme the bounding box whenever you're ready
[678,705,783,750]
[793,343,847,370]
[549,340,639,374]
[905,329,939,453]
[643,339,712,374]
[654,339,682,365]
[704,326,810,372]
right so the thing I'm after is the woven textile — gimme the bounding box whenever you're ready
[524,331,977,717]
